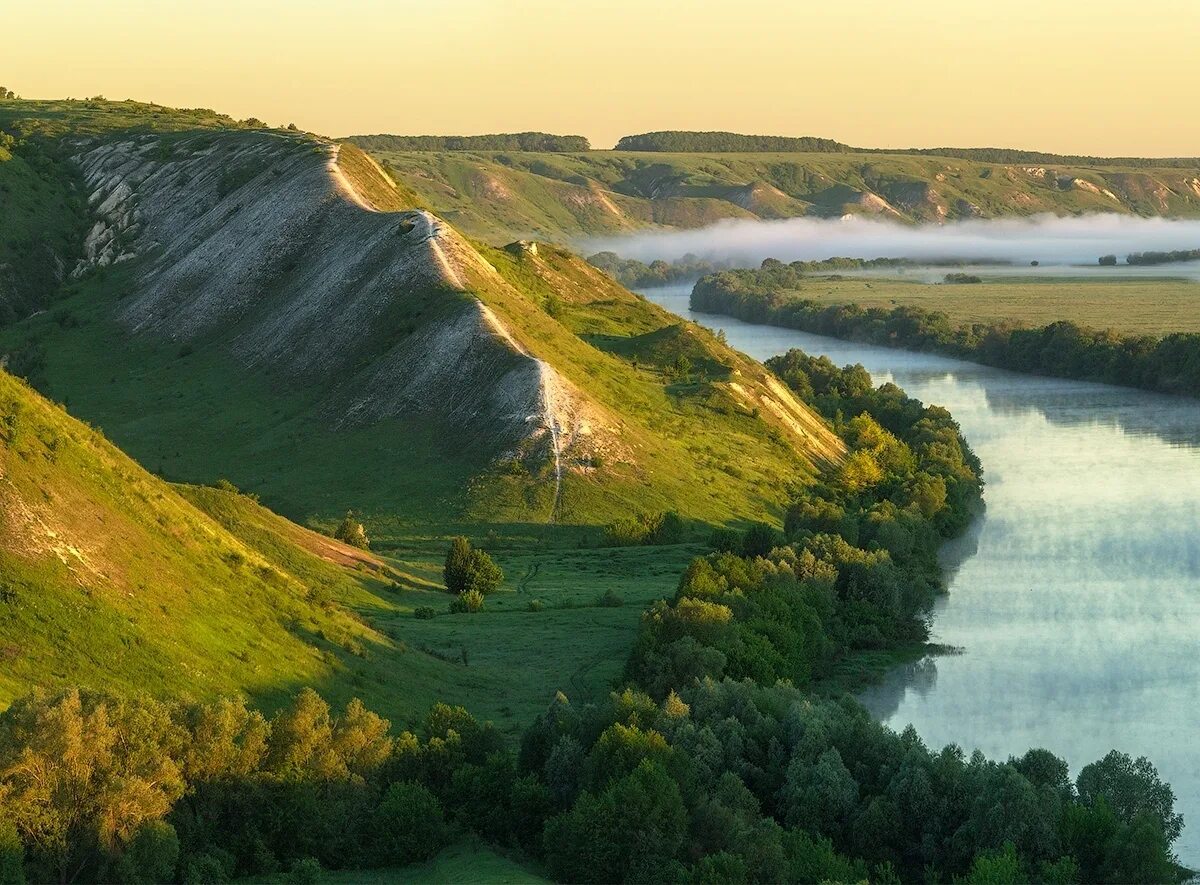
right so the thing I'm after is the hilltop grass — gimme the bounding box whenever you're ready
[751,273,1200,336]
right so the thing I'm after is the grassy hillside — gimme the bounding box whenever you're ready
[0,368,394,709]
[364,146,1200,242]
[0,365,711,734]
[0,99,841,537]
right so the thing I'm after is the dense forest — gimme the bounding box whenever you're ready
[0,355,1186,883]
[344,133,590,152]
[692,264,1200,398]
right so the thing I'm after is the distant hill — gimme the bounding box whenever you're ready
[347,132,589,152]
[366,144,1200,242]
[614,131,850,153]
[613,130,1200,168]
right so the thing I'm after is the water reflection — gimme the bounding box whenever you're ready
[640,284,1200,866]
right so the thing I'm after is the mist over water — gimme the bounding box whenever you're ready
[586,213,1200,268]
[640,284,1200,867]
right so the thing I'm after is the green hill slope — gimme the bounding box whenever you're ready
[0,99,842,538]
[359,145,1200,242]
[0,368,393,708]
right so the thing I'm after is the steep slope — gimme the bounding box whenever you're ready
[363,147,1200,242]
[0,105,842,532]
[0,367,390,709]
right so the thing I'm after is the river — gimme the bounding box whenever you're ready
[641,283,1200,866]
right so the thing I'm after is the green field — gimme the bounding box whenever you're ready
[763,273,1200,336]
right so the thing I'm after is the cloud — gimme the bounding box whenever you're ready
[582,213,1200,267]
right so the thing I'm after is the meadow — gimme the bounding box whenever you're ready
[769,272,1200,336]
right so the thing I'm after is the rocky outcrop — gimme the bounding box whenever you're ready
[72,132,604,460]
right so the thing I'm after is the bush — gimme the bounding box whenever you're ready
[527,599,544,612]
[449,590,485,614]
[741,522,781,558]
[596,589,624,608]
[709,527,741,553]
[333,511,370,549]
[413,606,437,620]
[372,781,445,865]
[287,858,321,885]
[604,511,685,546]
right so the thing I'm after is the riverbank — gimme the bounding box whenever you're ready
[640,283,1200,868]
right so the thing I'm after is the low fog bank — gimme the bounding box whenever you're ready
[583,213,1200,267]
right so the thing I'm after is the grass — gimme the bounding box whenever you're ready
[758,273,1200,336]
[0,361,705,734]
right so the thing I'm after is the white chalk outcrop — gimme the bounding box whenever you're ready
[72,132,601,466]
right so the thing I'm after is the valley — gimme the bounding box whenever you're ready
[0,91,1193,884]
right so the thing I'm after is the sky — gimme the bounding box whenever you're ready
[7,0,1200,154]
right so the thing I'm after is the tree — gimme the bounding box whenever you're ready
[444,537,504,595]
[1076,751,1182,845]
[544,760,687,883]
[0,691,185,884]
[333,511,369,549]
[1099,254,1117,266]
[371,782,444,865]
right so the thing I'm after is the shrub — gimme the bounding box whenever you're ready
[449,590,485,614]
[741,522,781,558]
[287,858,321,885]
[333,511,370,549]
[527,599,544,612]
[709,527,741,553]
[596,588,624,608]
[413,606,437,620]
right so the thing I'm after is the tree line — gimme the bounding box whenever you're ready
[344,133,590,153]
[1125,248,1200,266]
[614,131,851,153]
[610,131,1200,168]
[692,265,1200,398]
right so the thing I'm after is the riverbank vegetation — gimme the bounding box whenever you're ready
[692,265,1200,397]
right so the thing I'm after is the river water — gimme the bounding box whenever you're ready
[641,284,1200,866]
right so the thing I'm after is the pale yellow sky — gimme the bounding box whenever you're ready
[7,0,1200,154]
